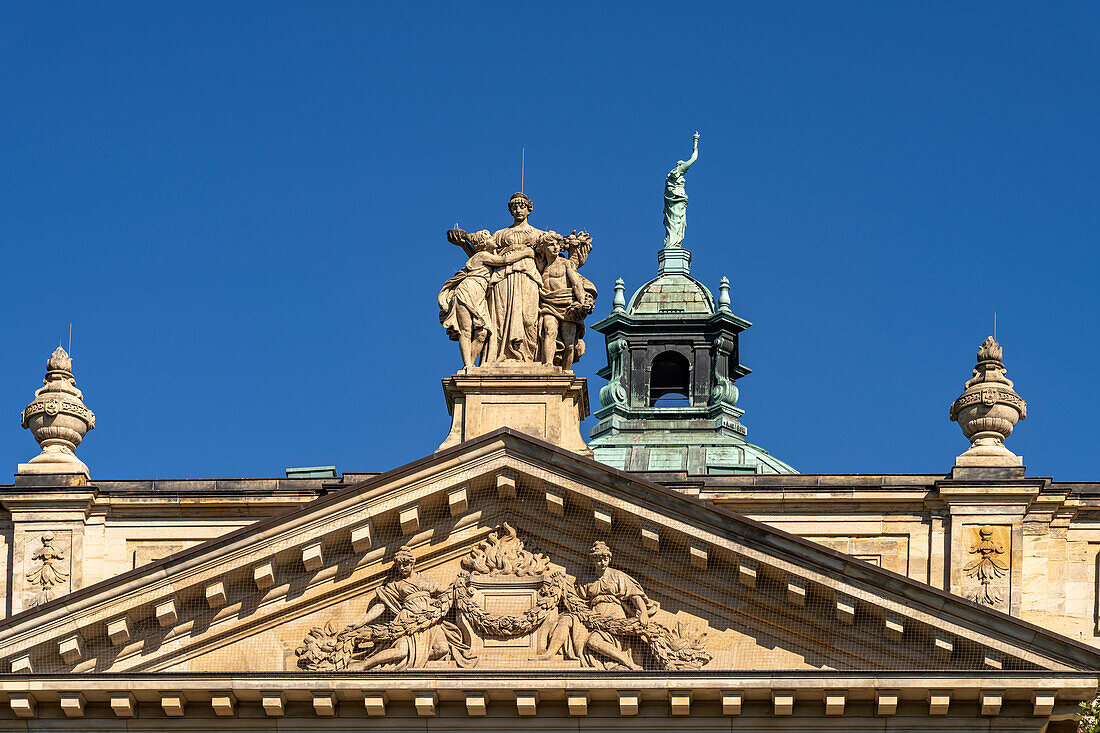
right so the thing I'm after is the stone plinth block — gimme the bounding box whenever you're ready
[438,364,592,456]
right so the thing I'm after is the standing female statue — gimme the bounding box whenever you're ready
[447,193,545,362]
[663,132,700,248]
[439,230,542,367]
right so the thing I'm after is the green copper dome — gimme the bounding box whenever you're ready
[626,273,716,317]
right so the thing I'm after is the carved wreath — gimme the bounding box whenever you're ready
[297,592,453,672]
[296,525,712,671]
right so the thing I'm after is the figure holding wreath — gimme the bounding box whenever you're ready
[351,545,476,670]
[535,541,659,670]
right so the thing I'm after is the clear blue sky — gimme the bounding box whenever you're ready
[2,3,1097,480]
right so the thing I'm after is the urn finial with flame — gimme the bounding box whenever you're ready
[18,346,96,476]
[949,337,1026,467]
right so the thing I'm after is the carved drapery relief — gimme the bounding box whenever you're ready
[25,532,70,607]
[296,525,710,672]
[964,525,1009,607]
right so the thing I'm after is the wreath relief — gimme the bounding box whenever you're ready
[296,524,711,671]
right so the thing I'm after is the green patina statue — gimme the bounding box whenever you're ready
[663,132,700,249]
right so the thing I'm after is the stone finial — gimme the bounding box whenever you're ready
[18,346,95,476]
[717,277,731,313]
[612,278,626,312]
[46,347,72,372]
[949,337,1026,467]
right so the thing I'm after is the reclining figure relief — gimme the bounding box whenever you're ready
[296,527,710,672]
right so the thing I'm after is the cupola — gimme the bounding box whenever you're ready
[588,136,795,475]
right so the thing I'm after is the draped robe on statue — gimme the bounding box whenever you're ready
[438,258,494,343]
[487,226,542,362]
[371,574,476,670]
[564,568,660,669]
[663,167,689,248]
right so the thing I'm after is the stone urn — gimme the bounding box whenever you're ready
[19,347,95,475]
[949,337,1026,464]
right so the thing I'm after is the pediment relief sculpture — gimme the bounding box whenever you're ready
[297,524,710,672]
[440,193,597,370]
[3,436,1093,679]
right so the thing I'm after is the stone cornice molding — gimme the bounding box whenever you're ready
[0,490,98,522]
[0,671,1093,719]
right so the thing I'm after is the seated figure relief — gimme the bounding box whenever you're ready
[297,546,476,671]
[296,526,710,672]
[534,540,657,670]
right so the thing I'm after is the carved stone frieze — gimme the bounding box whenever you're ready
[296,525,711,672]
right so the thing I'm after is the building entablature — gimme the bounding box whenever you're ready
[0,671,1092,722]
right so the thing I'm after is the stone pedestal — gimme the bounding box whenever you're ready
[438,364,591,456]
[17,448,90,477]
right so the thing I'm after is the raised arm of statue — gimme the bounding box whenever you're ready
[447,227,475,257]
[674,132,700,176]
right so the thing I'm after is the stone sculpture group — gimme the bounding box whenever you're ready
[439,192,597,370]
[296,525,711,672]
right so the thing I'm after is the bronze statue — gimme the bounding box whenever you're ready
[663,132,699,248]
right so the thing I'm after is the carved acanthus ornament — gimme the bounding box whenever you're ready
[296,525,711,672]
[598,338,628,409]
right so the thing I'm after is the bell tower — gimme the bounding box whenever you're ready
[588,135,795,475]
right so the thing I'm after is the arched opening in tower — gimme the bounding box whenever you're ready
[650,351,690,406]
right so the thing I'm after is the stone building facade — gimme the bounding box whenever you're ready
[0,176,1094,730]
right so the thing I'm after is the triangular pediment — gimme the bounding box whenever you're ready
[1,429,1097,678]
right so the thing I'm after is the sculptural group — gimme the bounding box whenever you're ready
[439,193,597,370]
[296,526,711,672]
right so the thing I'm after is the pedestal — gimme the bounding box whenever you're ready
[951,443,1025,479]
[438,363,592,456]
[17,446,90,477]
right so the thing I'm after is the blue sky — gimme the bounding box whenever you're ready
[1,2,1097,479]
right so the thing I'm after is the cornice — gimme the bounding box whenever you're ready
[0,671,1093,720]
